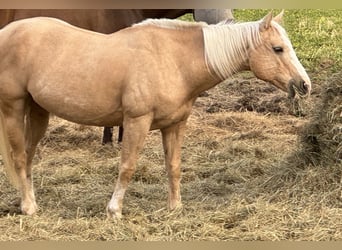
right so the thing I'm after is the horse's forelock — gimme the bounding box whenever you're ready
[271,21,290,40]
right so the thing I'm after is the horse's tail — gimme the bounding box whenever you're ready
[0,109,19,188]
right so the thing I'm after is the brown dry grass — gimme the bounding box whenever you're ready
[0,71,341,241]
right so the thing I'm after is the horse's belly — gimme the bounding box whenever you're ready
[33,92,123,127]
[54,108,123,127]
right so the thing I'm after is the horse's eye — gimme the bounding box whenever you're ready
[273,46,284,53]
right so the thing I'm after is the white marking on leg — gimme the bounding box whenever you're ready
[107,187,126,219]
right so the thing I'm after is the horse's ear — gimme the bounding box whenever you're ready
[260,11,273,31]
[273,10,284,24]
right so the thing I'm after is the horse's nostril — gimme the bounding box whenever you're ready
[300,80,307,93]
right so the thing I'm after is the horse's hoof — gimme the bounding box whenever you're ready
[21,202,38,215]
[168,200,183,211]
[107,211,122,220]
[106,205,122,220]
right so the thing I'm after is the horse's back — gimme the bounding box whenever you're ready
[0,17,115,67]
[1,16,106,39]
[0,9,145,33]
[0,17,107,79]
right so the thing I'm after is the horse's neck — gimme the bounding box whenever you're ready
[202,22,260,81]
[167,28,223,96]
[129,22,256,98]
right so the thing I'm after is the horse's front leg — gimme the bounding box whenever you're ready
[107,114,152,219]
[161,120,187,210]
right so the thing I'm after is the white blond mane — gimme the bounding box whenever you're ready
[202,21,262,80]
[135,18,264,80]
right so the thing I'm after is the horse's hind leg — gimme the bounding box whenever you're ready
[1,97,48,215]
[24,101,49,213]
[0,98,35,214]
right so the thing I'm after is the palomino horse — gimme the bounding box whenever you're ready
[0,9,234,144]
[0,11,311,218]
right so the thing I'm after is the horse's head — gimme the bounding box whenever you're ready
[248,11,311,98]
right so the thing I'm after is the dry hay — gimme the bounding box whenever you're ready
[260,73,342,233]
[299,73,342,165]
[197,72,309,116]
[0,73,341,240]
[265,73,341,176]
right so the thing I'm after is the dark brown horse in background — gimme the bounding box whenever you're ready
[0,9,234,144]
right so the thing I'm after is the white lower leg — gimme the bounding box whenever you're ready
[168,179,182,210]
[107,185,126,219]
[20,181,37,215]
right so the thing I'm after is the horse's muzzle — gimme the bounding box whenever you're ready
[288,79,311,98]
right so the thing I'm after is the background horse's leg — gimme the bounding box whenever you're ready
[107,114,152,219]
[24,101,50,212]
[102,127,113,145]
[118,126,124,143]
[1,99,37,215]
[102,126,124,144]
[161,120,187,210]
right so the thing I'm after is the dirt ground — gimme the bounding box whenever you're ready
[0,71,341,240]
